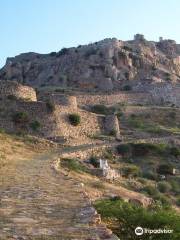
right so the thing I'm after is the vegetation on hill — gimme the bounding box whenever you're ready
[94,198,180,240]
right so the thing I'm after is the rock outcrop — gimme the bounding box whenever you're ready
[0,35,180,91]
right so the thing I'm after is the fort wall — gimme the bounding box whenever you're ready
[0,99,103,143]
[77,92,153,106]
[0,80,37,101]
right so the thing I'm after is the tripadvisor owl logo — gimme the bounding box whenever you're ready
[135,226,173,235]
[135,227,143,236]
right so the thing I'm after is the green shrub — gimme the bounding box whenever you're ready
[170,179,180,194]
[157,181,171,193]
[68,113,81,126]
[30,120,41,131]
[103,149,114,160]
[123,165,141,178]
[116,144,131,156]
[46,101,55,113]
[155,194,171,208]
[143,185,159,197]
[157,164,174,175]
[128,118,144,128]
[0,128,5,133]
[116,111,123,119]
[94,198,180,239]
[89,156,99,168]
[176,197,180,206]
[91,104,109,115]
[109,129,117,136]
[12,112,29,124]
[168,146,180,157]
[131,143,167,156]
[61,158,87,172]
[142,170,157,180]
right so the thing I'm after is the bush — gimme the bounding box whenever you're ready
[12,112,29,124]
[157,181,171,193]
[91,104,109,115]
[89,156,99,168]
[61,158,87,172]
[170,179,180,194]
[157,164,174,175]
[109,129,117,136]
[94,198,180,239]
[68,113,81,126]
[30,120,41,131]
[168,146,180,157]
[123,165,141,178]
[131,143,167,156]
[143,185,160,197]
[142,171,157,180]
[116,144,131,156]
[176,197,180,206]
[46,101,55,113]
[155,194,171,208]
[128,118,144,128]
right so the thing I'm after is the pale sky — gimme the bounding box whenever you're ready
[0,0,179,67]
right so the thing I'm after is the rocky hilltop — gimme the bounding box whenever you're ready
[0,34,180,91]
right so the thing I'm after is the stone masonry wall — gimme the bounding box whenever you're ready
[0,100,57,137]
[61,145,109,160]
[54,105,103,143]
[77,92,153,106]
[105,114,120,138]
[0,99,103,142]
[0,80,37,101]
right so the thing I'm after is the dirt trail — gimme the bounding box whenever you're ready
[1,137,166,239]
[0,151,118,240]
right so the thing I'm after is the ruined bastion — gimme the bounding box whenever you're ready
[0,80,37,101]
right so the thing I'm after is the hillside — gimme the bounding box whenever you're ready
[0,34,180,91]
[0,35,180,239]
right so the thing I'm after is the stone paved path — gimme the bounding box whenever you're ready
[0,152,117,240]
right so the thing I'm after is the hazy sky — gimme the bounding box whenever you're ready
[0,0,179,67]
